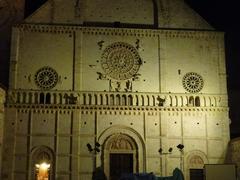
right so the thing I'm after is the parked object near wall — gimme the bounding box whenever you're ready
[226,138,240,179]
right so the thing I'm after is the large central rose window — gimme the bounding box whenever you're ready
[101,42,141,80]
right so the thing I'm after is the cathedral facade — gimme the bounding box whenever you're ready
[1,0,230,180]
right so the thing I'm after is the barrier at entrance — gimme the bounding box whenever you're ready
[120,173,156,180]
[119,168,184,180]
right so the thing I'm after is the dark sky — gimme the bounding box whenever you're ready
[186,0,240,90]
[186,0,240,137]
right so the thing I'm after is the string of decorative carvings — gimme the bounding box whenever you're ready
[15,24,220,39]
[6,90,227,108]
[11,106,228,115]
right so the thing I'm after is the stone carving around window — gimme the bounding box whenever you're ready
[182,72,204,93]
[101,42,142,81]
[34,66,58,90]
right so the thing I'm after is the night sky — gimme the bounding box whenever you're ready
[186,0,240,137]
[186,0,240,90]
[2,0,240,137]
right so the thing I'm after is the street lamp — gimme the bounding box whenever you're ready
[176,144,184,171]
[158,147,173,155]
[176,144,184,152]
[87,142,101,153]
[87,142,101,171]
[159,144,185,176]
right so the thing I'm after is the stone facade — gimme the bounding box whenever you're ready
[0,86,6,176]
[1,1,230,180]
[227,138,240,179]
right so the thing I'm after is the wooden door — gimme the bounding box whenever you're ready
[190,169,204,180]
[110,153,133,180]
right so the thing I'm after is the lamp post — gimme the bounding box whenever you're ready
[86,142,101,172]
[158,147,173,176]
[159,144,184,176]
[176,144,184,171]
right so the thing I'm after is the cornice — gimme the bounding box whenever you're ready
[6,104,229,114]
[14,24,223,39]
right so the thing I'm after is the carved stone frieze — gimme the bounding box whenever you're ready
[189,155,204,166]
[107,134,136,151]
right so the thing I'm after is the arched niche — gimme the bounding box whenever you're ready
[30,146,55,180]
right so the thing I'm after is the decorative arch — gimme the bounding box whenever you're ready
[189,96,194,106]
[122,95,127,105]
[195,96,200,107]
[135,95,139,106]
[30,146,55,180]
[94,94,98,105]
[128,95,133,106]
[40,93,44,104]
[22,92,27,103]
[184,150,208,180]
[116,94,121,105]
[28,92,33,104]
[174,96,178,106]
[100,94,103,105]
[88,94,92,105]
[141,95,144,106]
[97,126,146,179]
[105,133,136,151]
[105,94,109,105]
[46,93,51,104]
[110,94,114,105]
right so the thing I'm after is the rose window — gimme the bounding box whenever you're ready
[34,67,58,90]
[182,72,204,93]
[101,42,141,80]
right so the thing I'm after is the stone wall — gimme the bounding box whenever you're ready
[25,0,212,30]
[9,25,227,95]
[227,138,240,179]
[2,92,230,180]
[2,24,230,180]
[0,87,6,176]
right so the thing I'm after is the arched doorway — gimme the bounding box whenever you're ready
[30,146,54,180]
[103,133,138,180]
[97,126,146,179]
[184,151,208,180]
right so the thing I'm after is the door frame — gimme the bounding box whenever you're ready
[103,133,138,179]
[109,152,135,180]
